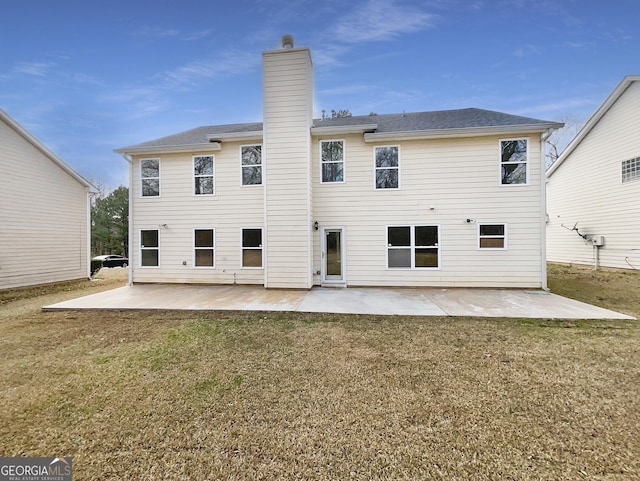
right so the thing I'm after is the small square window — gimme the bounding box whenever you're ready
[479,224,507,249]
[622,157,640,183]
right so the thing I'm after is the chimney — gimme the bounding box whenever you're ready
[281,34,294,49]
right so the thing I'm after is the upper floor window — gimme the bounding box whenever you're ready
[321,140,344,183]
[194,228,215,267]
[241,145,262,185]
[194,155,214,195]
[622,157,640,183]
[387,225,439,269]
[500,139,528,185]
[141,158,160,197]
[478,224,507,249]
[140,229,159,267]
[375,146,399,189]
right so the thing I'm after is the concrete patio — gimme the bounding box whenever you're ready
[44,283,634,319]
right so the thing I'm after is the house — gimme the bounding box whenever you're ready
[115,36,562,289]
[547,75,640,269]
[0,108,94,289]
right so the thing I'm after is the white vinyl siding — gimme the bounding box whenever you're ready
[0,113,90,289]
[141,158,160,197]
[312,132,545,288]
[547,80,640,269]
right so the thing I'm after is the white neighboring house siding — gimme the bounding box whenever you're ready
[129,141,265,285]
[547,79,640,269]
[262,47,314,288]
[0,109,92,289]
[312,133,546,288]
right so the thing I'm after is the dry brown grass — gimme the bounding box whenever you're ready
[0,266,638,480]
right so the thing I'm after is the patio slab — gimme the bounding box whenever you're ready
[43,283,634,319]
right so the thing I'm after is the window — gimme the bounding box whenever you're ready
[478,224,507,249]
[242,145,262,185]
[194,155,214,195]
[375,146,399,189]
[194,229,215,267]
[140,230,159,267]
[387,225,439,269]
[500,139,528,185]
[622,157,640,183]
[321,140,344,183]
[141,158,160,197]
[242,228,263,268]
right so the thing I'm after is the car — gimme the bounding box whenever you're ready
[92,254,128,268]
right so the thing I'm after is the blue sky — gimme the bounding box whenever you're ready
[1,0,638,191]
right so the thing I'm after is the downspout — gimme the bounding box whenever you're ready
[119,153,134,286]
[86,187,92,279]
[540,129,553,291]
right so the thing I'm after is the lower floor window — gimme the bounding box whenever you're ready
[478,224,507,249]
[242,228,263,267]
[140,229,159,267]
[194,229,215,267]
[387,225,439,268]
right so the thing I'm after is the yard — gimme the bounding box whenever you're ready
[0,265,638,480]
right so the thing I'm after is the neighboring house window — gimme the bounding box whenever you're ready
[622,157,640,183]
[375,146,399,189]
[141,158,160,197]
[321,140,344,183]
[478,224,507,249]
[500,139,528,185]
[242,145,262,185]
[194,229,215,267]
[140,230,159,267]
[242,228,263,268]
[194,155,214,195]
[387,225,439,268]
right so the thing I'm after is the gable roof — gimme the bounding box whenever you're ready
[0,107,95,190]
[547,75,640,178]
[115,108,562,155]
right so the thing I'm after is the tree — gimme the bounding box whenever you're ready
[91,186,128,256]
[545,116,587,170]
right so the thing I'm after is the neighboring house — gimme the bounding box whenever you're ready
[0,108,94,289]
[115,36,562,289]
[547,75,640,269]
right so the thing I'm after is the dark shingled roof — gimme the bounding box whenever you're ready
[117,108,559,151]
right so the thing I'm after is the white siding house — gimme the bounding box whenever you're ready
[547,76,640,269]
[0,108,94,289]
[116,37,562,289]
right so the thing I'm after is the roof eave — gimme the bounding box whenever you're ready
[363,123,563,142]
[310,123,378,136]
[206,131,263,142]
[114,142,222,156]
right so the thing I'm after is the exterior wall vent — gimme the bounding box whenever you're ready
[282,34,294,49]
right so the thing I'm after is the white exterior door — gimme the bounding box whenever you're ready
[322,228,345,285]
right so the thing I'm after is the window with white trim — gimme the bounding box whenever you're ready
[140,229,159,267]
[141,158,160,197]
[375,146,399,189]
[321,140,344,183]
[622,157,640,183]
[194,229,215,267]
[478,224,507,249]
[194,155,214,195]
[387,225,439,268]
[241,145,262,185]
[500,139,528,185]
[242,228,263,268]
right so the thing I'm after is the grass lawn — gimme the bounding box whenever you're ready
[0,265,638,480]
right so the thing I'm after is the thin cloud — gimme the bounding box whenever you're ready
[132,26,212,41]
[514,44,541,57]
[331,0,436,43]
[13,62,54,76]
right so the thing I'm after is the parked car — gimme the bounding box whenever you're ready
[92,255,128,268]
